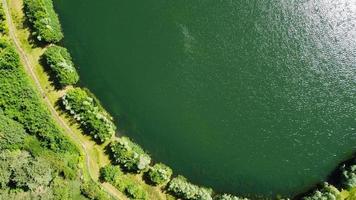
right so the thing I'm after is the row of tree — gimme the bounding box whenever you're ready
[62,88,117,143]
[23,0,63,43]
[42,45,79,87]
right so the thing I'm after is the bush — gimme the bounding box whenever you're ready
[125,184,147,200]
[168,176,213,200]
[23,0,63,43]
[147,163,172,185]
[62,88,116,143]
[109,137,151,172]
[42,45,79,87]
[100,164,123,183]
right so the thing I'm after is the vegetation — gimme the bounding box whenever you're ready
[100,164,148,200]
[147,163,172,186]
[341,162,356,189]
[0,4,7,34]
[0,112,26,150]
[81,180,113,200]
[62,88,116,143]
[0,112,84,199]
[109,137,151,172]
[168,176,213,200]
[23,0,63,43]
[0,11,84,196]
[15,0,356,199]
[0,38,75,152]
[125,183,148,200]
[100,164,123,183]
[303,183,342,200]
[213,194,248,200]
[42,45,79,87]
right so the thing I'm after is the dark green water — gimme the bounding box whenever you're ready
[54,0,356,198]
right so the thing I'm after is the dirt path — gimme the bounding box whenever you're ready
[2,0,125,199]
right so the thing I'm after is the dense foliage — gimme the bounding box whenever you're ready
[168,176,213,200]
[42,45,79,87]
[62,88,116,143]
[0,113,26,150]
[23,0,63,43]
[125,184,147,200]
[100,164,148,200]
[214,194,248,200]
[0,38,75,152]
[100,164,123,183]
[147,163,172,185]
[109,137,151,172]
[0,5,7,34]
[0,113,82,199]
[303,183,341,200]
[341,161,356,189]
[80,181,113,200]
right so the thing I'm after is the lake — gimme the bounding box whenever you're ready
[54,0,356,198]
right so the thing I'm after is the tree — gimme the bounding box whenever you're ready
[147,163,172,185]
[42,45,79,87]
[0,113,26,150]
[214,194,249,200]
[341,163,356,189]
[109,137,151,172]
[62,88,116,143]
[23,0,63,43]
[100,164,123,183]
[168,176,213,200]
[303,183,341,200]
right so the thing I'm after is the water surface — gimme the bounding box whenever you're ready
[55,0,356,197]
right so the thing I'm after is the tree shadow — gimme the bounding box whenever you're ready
[22,5,48,48]
[39,55,64,90]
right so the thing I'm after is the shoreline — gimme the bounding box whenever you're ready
[5,0,356,199]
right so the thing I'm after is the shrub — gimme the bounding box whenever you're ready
[100,164,123,183]
[42,45,79,87]
[168,176,213,200]
[109,137,151,172]
[125,184,148,200]
[23,0,63,43]
[147,163,172,185]
[62,88,116,143]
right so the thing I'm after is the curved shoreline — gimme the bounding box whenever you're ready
[7,0,356,199]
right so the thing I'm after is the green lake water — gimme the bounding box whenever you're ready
[54,0,356,198]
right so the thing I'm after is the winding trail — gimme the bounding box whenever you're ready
[2,0,124,199]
